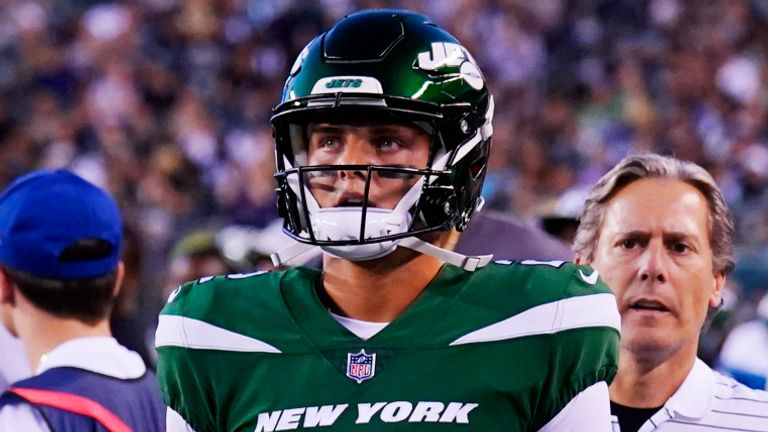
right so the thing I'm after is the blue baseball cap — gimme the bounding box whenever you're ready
[0,169,122,279]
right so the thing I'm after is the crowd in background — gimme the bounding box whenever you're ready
[1,0,767,367]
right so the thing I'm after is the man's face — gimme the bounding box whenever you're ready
[587,178,725,360]
[0,275,17,337]
[305,122,431,209]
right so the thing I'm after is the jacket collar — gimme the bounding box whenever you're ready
[37,336,145,379]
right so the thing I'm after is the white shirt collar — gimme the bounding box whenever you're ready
[329,311,389,341]
[37,336,146,380]
[663,357,715,419]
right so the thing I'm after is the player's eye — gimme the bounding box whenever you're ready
[375,138,401,150]
[319,136,341,148]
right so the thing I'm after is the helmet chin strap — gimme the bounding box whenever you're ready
[397,237,493,271]
[270,235,493,271]
[270,241,319,267]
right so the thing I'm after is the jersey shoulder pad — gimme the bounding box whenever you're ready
[158,266,320,346]
[480,259,611,305]
[161,269,279,319]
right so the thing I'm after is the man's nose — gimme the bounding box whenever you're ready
[639,239,668,283]
[337,140,375,179]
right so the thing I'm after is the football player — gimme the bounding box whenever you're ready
[157,9,620,431]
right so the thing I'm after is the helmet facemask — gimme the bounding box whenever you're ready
[274,108,458,261]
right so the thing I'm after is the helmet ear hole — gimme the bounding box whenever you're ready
[416,186,456,229]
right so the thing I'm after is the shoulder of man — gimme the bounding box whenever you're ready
[470,259,611,306]
[0,396,48,432]
[157,266,319,348]
[450,260,619,349]
[155,266,317,431]
[450,260,619,429]
[711,370,768,424]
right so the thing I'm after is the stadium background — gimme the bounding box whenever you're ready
[0,0,766,368]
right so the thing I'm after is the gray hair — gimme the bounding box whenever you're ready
[573,153,735,275]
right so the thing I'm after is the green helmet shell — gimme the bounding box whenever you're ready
[272,9,494,246]
[280,10,487,109]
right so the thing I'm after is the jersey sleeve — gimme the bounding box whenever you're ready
[524,263,620,429]
[537,381,612,432]
[155,279,219,432]
[155,270,284,431]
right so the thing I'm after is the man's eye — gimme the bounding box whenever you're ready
[620,239,638,249]
[376,138,400,149]
[671,243,690,254]
[320,137,339,148]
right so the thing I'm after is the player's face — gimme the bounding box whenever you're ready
[588,178,725,362]
[305,122,431,209]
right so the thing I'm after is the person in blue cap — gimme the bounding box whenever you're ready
[0,169,165,431]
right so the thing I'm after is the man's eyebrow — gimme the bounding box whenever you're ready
[614,230,649,238]
[367,124,410,132]
[613,230,699,243]
[663,231,698,242]
[309,123,344,133]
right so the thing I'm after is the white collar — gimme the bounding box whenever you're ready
[663,358,715,419]
[329,312,389,341]
[37,336,146,380]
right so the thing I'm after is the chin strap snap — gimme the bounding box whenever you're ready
[397,237,493,271]
[270,242,319,267]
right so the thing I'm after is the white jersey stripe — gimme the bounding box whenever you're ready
[449,293,620,346]
[155,315,282,353]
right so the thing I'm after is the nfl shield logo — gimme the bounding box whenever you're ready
[346,349,376,384]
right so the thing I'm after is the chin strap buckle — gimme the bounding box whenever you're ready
[398,237,493,271]
[271,241,319,267]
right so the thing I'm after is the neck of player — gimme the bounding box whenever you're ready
[320,234,453,323]
[609,340,698,408]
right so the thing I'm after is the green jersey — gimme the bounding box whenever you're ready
[156,260,619,431]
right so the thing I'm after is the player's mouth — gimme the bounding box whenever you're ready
[336,193,377,208]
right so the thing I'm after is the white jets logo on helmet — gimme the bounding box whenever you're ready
[416,42,484,90]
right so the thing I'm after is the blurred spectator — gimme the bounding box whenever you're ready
[110,226,155,368]
[717,292,768,390]
[539,187,589,244]
[163,220,297,297]
[163,229,238,301]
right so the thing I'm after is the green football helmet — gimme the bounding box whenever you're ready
[271,9,494,266]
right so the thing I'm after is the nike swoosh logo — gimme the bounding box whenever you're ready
[578,269,599,285]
